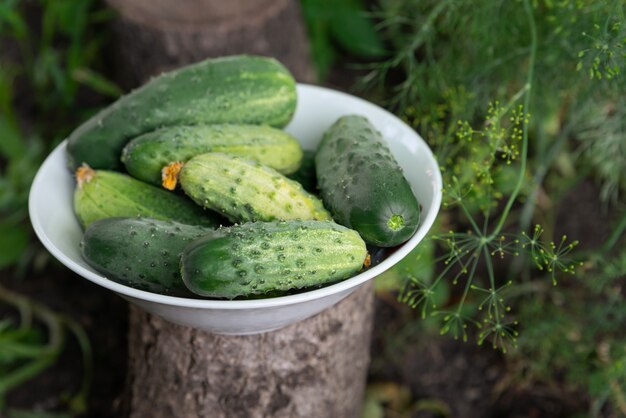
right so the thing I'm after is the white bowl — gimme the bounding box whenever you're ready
[29,84,442,335]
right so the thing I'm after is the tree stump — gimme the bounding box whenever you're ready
[105,1,375,416]
[107,0,316,87]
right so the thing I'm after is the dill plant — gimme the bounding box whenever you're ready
[360,0,626,353]
[356,0,626,411]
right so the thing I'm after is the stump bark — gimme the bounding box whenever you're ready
[126,282,374,417]
[105,1,375,416]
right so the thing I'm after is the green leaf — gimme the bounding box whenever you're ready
[7,409,72,418]
[329,0,386,58]
[0,1,28,39]
[0,221,29,269]
[301,0,335,80]
[307,18,336,81]
[72,67,123,98]
[0,115,25,160]
[361,396,385,418]
[0,341,49,364]
[302,0,385,79]
[0,66,18,119]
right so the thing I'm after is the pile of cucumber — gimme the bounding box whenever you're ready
[70,55,420,299]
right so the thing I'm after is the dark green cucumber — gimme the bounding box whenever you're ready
[121,124,303,186]
[181,220,367,298]
[67,55,297,170]
[73,165,221,228]
[287,149,317,193]
[179,153,331,223]
[315,115,420,247]
[81,217,212,295]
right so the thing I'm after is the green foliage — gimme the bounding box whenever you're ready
[301,0,385,80]
[361,0,626,204]
[362,0,626,412]
[0,68,45,270]
[513,238,626,416]
[0,0,116,271]
[0,0,112,413]
[577,16,625,80]
[361,0,622,338]
[0,285,92,417]
[399,92,584,352]
[572,95,626,204]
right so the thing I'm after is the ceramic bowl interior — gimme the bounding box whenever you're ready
[29,84,442,334]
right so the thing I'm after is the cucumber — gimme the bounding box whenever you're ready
[121,124,303,187]
[315,115,420,247]
[73,165,221,228]
[287,149,317,193]
[67,55,297,170]
[181,220,367,298]
[179,153,332,223]
[81,217,212,295]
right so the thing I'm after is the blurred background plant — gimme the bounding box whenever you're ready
[329,0,625,415]
[1,0,116,416]
[0,0,118,273]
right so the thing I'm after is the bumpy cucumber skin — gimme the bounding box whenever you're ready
[181,220,367,298]
[287,149,317,193]
[81,217,213,295]
[179,153,331,223]
[74,170,221,228]
[66,55,297,170]
[121,124,303,185]
[315,115,420,247]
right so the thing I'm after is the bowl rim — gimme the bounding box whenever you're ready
[29,83,442,310]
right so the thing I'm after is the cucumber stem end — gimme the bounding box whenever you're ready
[161,161,184,191]
[387,214,405,231]
[75,163,95,189]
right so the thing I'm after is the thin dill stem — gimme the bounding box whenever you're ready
[417,253,457,285]
[63,316,93,412]
[430,268,450,290]
[600,210,626,254]
[488,0,537,240]
[8,290,33,339]
[483,246,497,291]
[460,201,482,236]
[473,47,531,78]
[455,249,481,314]
[495,84,529,117]
[460,85,527,184]
[483,246,500,320]
[453,237,480,246]
[518,125,572,233]
[404,0,451,54]
[0,285,64,395]
[509,125,573,276]
[482,214,489,236]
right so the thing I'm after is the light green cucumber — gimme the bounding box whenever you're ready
[121,124,303,186]
[81,217,213,295]
[73,165,221,228]
[179,153,331,223]
[67,55,297,170]
[181,220,367,298]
